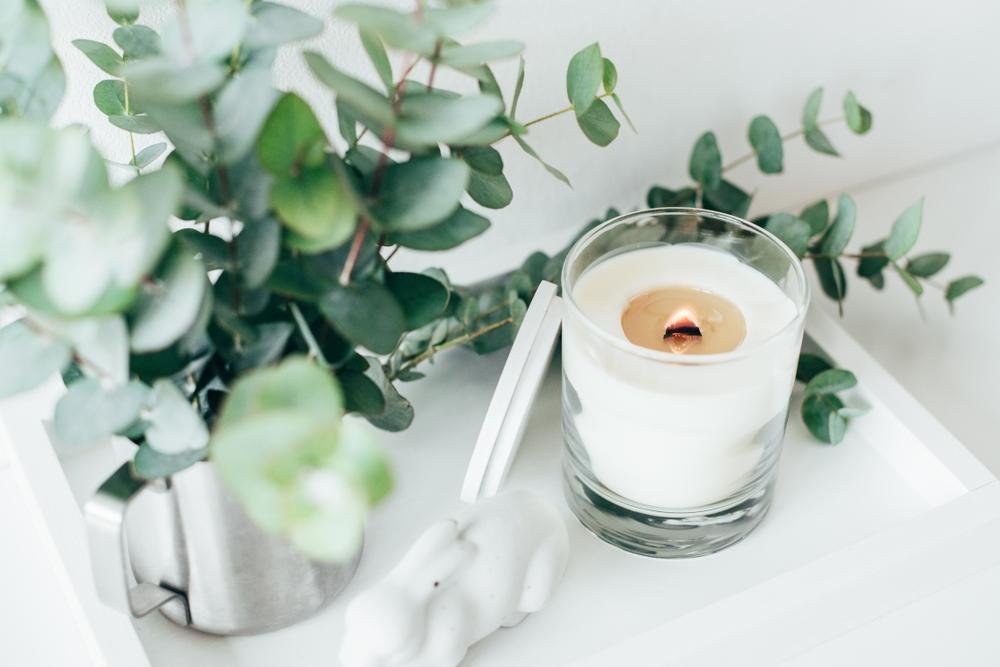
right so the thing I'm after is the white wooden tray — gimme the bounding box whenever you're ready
[3,307,998,667]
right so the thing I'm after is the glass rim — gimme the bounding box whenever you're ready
[560,207,811,366]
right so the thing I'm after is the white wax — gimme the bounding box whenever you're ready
[564,244,801,508]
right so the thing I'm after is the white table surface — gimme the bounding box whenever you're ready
[1,145,998,665]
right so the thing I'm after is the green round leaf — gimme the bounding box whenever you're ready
[362,357,414,432]
[602,57,617,94]
[54,378,149,448]
[814,257,848,309]
[748,115,783,174]
[303,51,394,127]
[320,282,406,355]
[796,353,833,383]
[370,157,470,232]
[333,4,437,53]
[113,25,160,59]
[461,146,503,175]
[397,93,503,145]
[843,91,873,135]
[93,79,126,116]
[129,243,208,353]
[799,200,829,236]
[468,170,513,209]
[805,368,858,395]
[766,213,811,258]
[339,369,386,416]
[386,271,450,330]
[0,320,71,399]
[575,97,619,147]
[271,167,358,251]
[109,113,159,134]
[244,2,324,49]
[802,392,848,444]
[133,442,207,480]
[258,92,327,176]
[703,179,751,217]
[689,131,721,190]
[145,379,209,454]
[566,42,603,115]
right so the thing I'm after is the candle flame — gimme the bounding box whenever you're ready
[664,307,702,353]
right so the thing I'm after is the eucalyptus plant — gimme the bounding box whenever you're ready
[0,0,632,560]
[0,0,984,563]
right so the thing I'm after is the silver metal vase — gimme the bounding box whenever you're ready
[84,460,360,635]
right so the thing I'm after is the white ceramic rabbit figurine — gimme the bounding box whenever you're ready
[340,491,569,667]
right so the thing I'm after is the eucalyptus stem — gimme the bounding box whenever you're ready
[122,81,138,170]
[722,115,847,172]
[503,92,613,137]
[289,302,328,366]
[393,316,515,377]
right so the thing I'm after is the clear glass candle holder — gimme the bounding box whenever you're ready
[561,208,809,558]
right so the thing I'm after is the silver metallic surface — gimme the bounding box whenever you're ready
[85,461,360,635]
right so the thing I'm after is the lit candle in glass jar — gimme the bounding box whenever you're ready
[561,209,808,557]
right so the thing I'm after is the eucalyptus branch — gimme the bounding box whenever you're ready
[392,316,516,378]
[722,115,846,172]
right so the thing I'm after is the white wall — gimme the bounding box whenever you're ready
[42,0,1000,281]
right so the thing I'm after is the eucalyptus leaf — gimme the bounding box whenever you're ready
[359,30,393,91]
[575,97,619,146]
[386,272,450,330]
[271,167,357,251]
[362,357,414,431]
[424,3,495,35]
[0,320,71,399]
[215,67,279,165]
[258,92,327,176]
[461,146,503,175]
[805,368,858,395]
[802,86,839,156]
[113,24,160,59]
[320,282,406,354]
[129,243,208,354]
[689,131,721,190]
[814,257,847,312]
[843,91,873,135]
[370,157,469,232]
[905,252,949,278]
[702,179,751,217]
[802,393,848,444]
[73,39,122,76]
[237,218,281,288]
[766,213,811,258]
[513,135,570,186]
[893,263,924,296]
[800,200,829,236]
[161,0,249,61]
[796,353,833,383]
[145,379,209,454]
[245,2,324,49]
[397,93,502,145]
[566,42,603,115]
[133,443,207,480]
[334,4,437,54]
[339,369,386,416]
[303,51,395,127]
[132,142,167,169]
[387,206,490,251]
[439,40,523,67]
[819,194,856,257]
[93,79,126,116]
[883,199,923,261]
[0,2,65,120]
[124,59,227,104]
[109,113,158,134]
[54,379,149,448]
[229,322,293,373]
[945,275,984,311]
[748,115,783,174]
[467,170,513,209]
[647,186,697,208]
[856,240,888,280]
